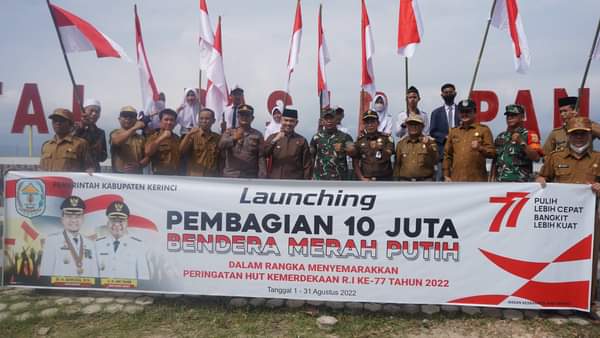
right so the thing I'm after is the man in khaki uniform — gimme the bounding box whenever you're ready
[179,108,221,177]
[543,96,600,155]
[219,104,267,178]
[537,117,600,189]
[40,108,95,172]
[264,108,312,179]
[110,106,147,174]
[74,99,107,172]
[443,99,496,182]
[394,114,438,181]
[144,109,180,175]
[353,110,394,181]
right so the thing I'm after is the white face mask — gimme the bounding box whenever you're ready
[374,103,385,112]
[570,143,589,154]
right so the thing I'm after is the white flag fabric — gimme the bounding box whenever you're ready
[198,0,215,71]
[206,18,229,123]
[49,3,130,61]
[361,0,376,96]
[491,0,531,73]
[397,0,424,58]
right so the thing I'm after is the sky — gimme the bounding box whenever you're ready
[0,0,599,157]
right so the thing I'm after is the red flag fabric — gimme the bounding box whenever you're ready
[286,0,303,93]
[206,17,229,120]
[397,0,424,58]
[199,0,215,71]
[361,0,376,96]
[317,5,331,108]
[491,0,530,73]
[135,5,160,112]
[49,3,129,60]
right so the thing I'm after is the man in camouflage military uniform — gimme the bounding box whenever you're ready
[394,114,438,181]
[443,99,496,182]
[491,104,542,182]
[40,108,95,172]
[537,117,600,190]
[144,109,181,175]
[219,104,267,178]
[543,96,600,155]
[353,110,394,181]
[179,108,221,177]
[74,99,108,172]
[109,106,147,174]
[264,108,312,179]
[310,108,354,180]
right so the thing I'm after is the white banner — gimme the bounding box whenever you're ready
[2,171,596,310]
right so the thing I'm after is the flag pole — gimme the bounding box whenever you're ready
[576,17,600,111]
[28,126,33,157]
[468,0,498,99]
[404,57,409,112]
[46,0,84,112]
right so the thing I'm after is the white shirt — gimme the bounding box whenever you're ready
[96,234,150,280]
[395,110,429,138]
[445,104,456,128]
[40,231,99,278]
[377,111,393,135]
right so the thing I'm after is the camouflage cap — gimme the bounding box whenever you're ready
[320,108,336,118]
[566,116,592,133]
[504,104,525,115]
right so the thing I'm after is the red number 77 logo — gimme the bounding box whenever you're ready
[488,192,530,232]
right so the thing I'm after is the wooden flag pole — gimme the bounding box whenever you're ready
[468,0,498,99]
[576,17,600,111]
[46,0,84,112]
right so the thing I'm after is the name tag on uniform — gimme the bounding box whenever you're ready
[558,164,569,168]
[99,252,109,256]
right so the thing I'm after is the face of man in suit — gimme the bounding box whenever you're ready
[441,86,456,105]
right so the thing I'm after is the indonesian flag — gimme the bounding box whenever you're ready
[206,17,229,120]
[361,0,376,96]
[317,5,331,108]
[491,0,530,73]
[49,3,129,60]
[198,0,215,71]
[135,6,160,112]
[397,0,424,58]
[286,0,303,93]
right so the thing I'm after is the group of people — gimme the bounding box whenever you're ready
[39,83,600,195]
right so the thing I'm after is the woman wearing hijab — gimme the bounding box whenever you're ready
[372,94,393,135]
[176,88,200,136]
[264,105,283,140]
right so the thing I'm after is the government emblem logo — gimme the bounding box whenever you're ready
[15,178,46,218]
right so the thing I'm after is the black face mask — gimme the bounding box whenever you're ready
[442,94,456,105]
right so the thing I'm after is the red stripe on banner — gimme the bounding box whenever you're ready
[84,195,123,214]
[21,221,39,241]
[5,176,73,199]
[512,280,589,310]
[50,4,121,58]
[129,215,158,232]
[505,0,522,58]
[480,249,549,280]
[5,238,16,246]
[448,294,508,305]
[553,235,592,263]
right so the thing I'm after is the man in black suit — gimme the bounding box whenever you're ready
[429,83,460,181]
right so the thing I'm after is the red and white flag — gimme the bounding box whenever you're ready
[317,5,331,108]
[135,6,160,113]
[206,17,229,121]
[361,0,376,96]
[491,0,530,73]
[397,0,424,58]
[286,0,303,93]
[49,3,129,60]
[198,0,215,71]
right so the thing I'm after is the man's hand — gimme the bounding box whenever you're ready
[176,104,185,112]
[471,140,480,150]
[345,142,356,155]
[272,131,284,143]
[535,176,547,188]
[233,128,244,141]
[591,182,600,195]
[444,176,452,182]
[159,130,172,141]
[134,121,146,130]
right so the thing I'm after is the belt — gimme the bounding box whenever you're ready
[396,176,433,182]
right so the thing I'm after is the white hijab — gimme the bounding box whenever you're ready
[177,88,200,132]
[372,94,392,135]
[264,105,283,140]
